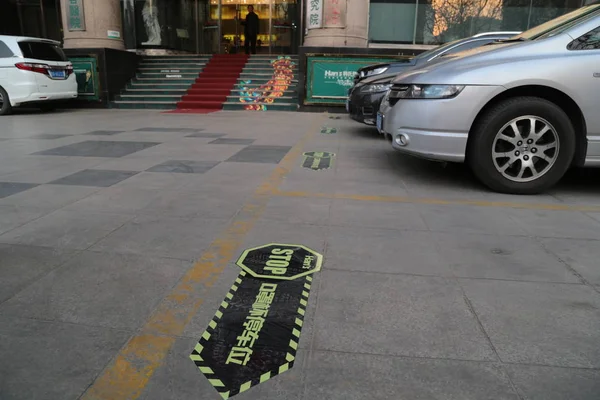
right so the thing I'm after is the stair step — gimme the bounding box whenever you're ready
[112,101,178,110]
[133,78,196,84]
[118,95,183,101]
[126,89,188,94]
[222,102,298,111]
[138,67,206,72]
[137,72,201,78]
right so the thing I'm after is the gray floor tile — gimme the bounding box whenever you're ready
[305,351,518,400]
[0,205,48,236]
[0,244,75,304]
[0,184,99,210]
[462,280,600,368]
[34,140,161,157]
[434,233,581,283]
[134,127,202,132]
[147,160,220,174]
[0,315,130,400]
[261,196,331,226]
[84,130,124,136]
[209,138,255,145]
[28,134,73,139]
[0,251,190,330]
[313,270,497,361]
[330,199,427,231]
[538,238,600,285]
[327,227,452,276]
[226,145,292,164]
[91,215,225,260]
[186,133,226,138]
[0,210,131,250]
[62,187,164,215]
[0,182,38,199]
[509,209,600,240]
[49,169,139,187]
[506,364,600,400]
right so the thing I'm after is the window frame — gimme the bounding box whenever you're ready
[567,25,600,50]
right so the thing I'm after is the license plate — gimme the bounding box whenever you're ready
[346,99,350,113]
[376,112,383,133]
[50,70,65,78]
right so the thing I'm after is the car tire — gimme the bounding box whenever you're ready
[468,96,575,194]
[0,86,13,116]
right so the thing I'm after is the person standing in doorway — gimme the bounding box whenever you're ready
[241,5,259,55]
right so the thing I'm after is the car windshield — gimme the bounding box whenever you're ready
[511,2,600,40]
[18,41,68,61]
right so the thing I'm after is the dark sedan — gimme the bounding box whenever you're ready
[347,72,398,125]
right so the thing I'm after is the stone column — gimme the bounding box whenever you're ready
[303,0,369,47]
[61,0,125,50]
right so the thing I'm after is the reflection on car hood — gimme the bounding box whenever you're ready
[390,37,565,86]
[358,72,401,85]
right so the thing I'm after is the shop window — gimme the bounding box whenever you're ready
[568,25,600,49]
[369,0,587,45]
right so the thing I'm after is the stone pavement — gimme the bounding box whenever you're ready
[0,109,599,400]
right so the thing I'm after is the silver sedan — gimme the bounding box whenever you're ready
[379,3,600,194]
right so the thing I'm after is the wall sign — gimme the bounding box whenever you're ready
[305,55,408,105]
[107,30,121,39]
[302,151,336,171]
[191,244,323,399]
[323,0,346,28]
[306,0,323,29]
[67,0,86,31]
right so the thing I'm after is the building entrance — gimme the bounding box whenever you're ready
[122,0,300,55]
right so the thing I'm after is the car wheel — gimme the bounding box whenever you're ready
[0,86,13,116]
[468,96,575,194]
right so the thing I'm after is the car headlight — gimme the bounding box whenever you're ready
[363,83,392,93]
[366,66,389,77]
[389,84,465,100]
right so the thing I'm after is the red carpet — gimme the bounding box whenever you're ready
[176,54,249,110]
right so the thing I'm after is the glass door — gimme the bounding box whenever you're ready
[272,0,299,54]
[198,0,220,53]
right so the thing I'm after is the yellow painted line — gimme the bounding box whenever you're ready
[80,115,325,400]
[274,189,600,212]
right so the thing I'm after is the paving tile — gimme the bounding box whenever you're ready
[0,244,75,304]
[0,315,130,400]
[226,145,292,164]
[0,205,47,236]
[0,251,190,330]
[330,198,427,231]
[33,140,160,157]
[48,169,139,187]
[140,338,306,400]
[434,233,580,283]
[0,184,99,210]
[91,215,225,260]
[134,127,202,132]
[508,209,600,240]
[0,182,38,199]
[84,130,124,136]
[538,238,600,285]
[186,132,226,138]
[304,351,518,400]
[0,210,131,250]
[209,138,256,145]
[506,364,600,400]
[313,270,497,361]
[462,280,600,368]
[261,196,331,226]
[326,227,452,276]
[62,187,164,215]
[28,134,73,139]
[418,204,528,235]
[147,160,220,174]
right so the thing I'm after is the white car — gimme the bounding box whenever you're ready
[0,35,77,115]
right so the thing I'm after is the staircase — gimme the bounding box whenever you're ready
[223,55,299,111]
[112,55,211,110]
[176,54,249,110]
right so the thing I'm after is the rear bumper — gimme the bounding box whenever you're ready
[14,91,78,106]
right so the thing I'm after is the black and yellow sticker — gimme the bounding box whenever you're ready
[329,115,341,120]
[190,244,323,399]
[320,127,337,134]
[302,151,335,171]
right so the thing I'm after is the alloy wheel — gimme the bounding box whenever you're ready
[492,115,560,182]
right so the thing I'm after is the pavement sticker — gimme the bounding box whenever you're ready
[190,244,323,399]
[273,190,600,212]
[320,127,337,134]
[302,151,336,171]
[80,116,325,400]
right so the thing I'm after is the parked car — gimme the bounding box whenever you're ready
[0,35,77,116]
[353,31,520,86]
[379,2,600,194]
[347,32,519,126]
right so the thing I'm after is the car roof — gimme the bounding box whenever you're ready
[471,31,521,38]
[0,35,61,45]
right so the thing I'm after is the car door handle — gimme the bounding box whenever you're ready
[594,72,600,78]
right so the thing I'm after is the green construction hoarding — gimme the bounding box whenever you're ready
[305,54,409,105]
